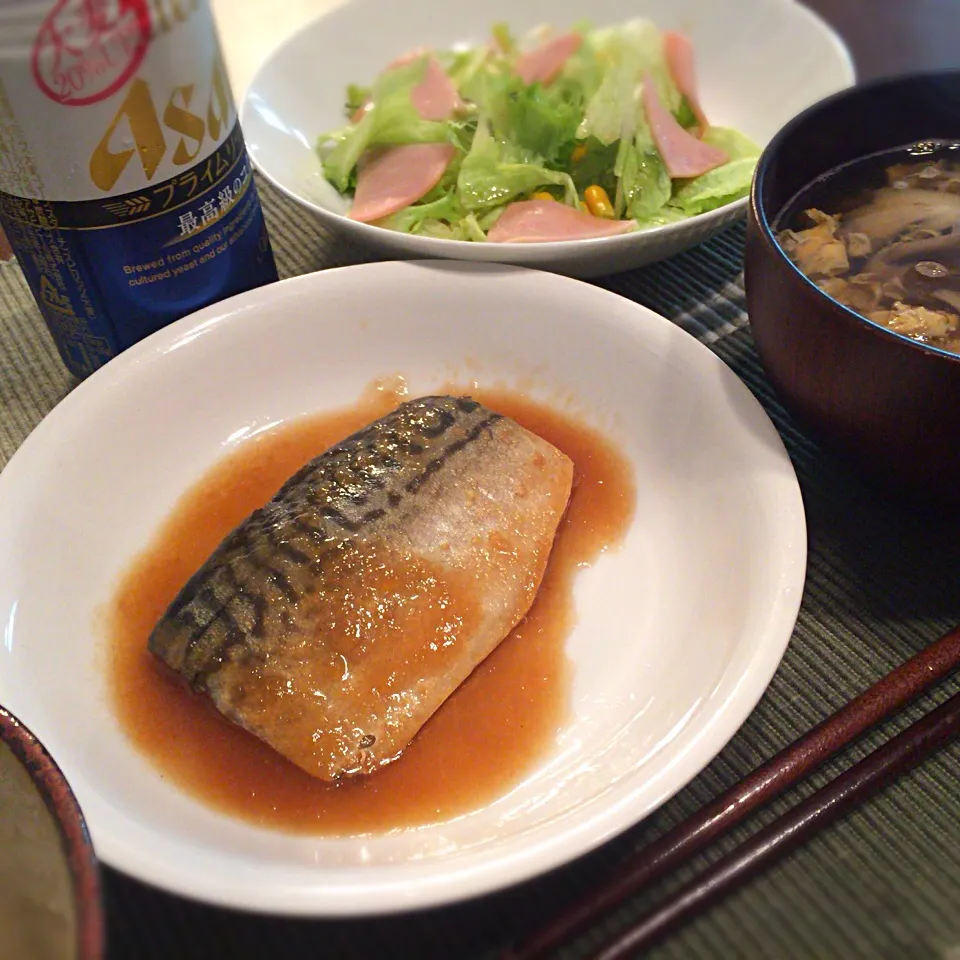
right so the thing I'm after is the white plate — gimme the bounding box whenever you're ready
[0,262,806,915]
[240,0,854,278]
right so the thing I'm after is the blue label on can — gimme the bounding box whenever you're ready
[0,120,278,379]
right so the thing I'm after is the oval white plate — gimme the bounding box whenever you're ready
[241,0,853,278]
[0,262,806,915]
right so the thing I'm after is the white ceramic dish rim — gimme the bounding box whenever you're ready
[0,262,808,915]
[241,0,855,257]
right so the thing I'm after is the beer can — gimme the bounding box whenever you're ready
[0,0,279,378]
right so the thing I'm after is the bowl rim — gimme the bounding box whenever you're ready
[750,68,960,365]
[0,707,104,960]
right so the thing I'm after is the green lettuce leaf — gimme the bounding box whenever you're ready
[674,96,698,131]
[344,84,370,117]
[460,66,583,167]
[441,47,491,92]
[577,61,626,145]
[491,22,515,54]
[452,212,489,241]
[662,128,759,217]
[580,17,680,143]
[568,137,619,196]
[377,193,464,233]
[457,119,577,211]
[635,207,689,229]
[619,144,671,220]
[669,156,757,216]
[702,126,762,160]
[319,59,452,192]
[499,78,584,165]
[556,22,603,99]
[418,149,465,205]
[477,204,509,231]
[620,109,671,219]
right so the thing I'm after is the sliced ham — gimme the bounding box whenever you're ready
[410,57,465,121]
[514,32,582,86]
[349,143,456,223]
[642,77,728,179]
[352,53,463,123]
[663,31,709,135]
[487,200,636,243]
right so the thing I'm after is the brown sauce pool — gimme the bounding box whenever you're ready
[107,382,635,835]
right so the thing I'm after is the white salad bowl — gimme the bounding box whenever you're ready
[241,0,854,278]
[0,261,806,915]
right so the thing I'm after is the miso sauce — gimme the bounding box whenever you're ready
[107,382,635,835]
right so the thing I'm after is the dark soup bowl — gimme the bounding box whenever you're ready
[746,70,960,507]
[0,707,104,959]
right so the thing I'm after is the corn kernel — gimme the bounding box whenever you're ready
[584,185,615,219]
[571,143,588,163]
[532,191,556,202]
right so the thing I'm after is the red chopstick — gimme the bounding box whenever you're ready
[505,625,960,959]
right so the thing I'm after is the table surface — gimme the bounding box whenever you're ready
[4,3,960,960]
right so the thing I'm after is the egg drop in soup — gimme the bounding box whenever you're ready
[776,140,960,352]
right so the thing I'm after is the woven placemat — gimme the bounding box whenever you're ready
[3,179,960,960]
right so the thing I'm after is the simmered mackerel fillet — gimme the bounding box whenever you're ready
[148,396,574,780]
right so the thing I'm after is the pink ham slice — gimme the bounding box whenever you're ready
[514,32,582,86]
[349,52,462,222]
[487,200,636,243]
[349,143,456,223]
[351,52,463,123]
[411,57,465,121]
[663,31,709,135]
[642,77,728,179]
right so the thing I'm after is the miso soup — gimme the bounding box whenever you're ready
[775,140,960,353]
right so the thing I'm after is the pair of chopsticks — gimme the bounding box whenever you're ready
[504,625,960,960]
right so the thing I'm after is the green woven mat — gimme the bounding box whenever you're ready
[3,179,960,960]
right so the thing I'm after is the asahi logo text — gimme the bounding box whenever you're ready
[89,52,233,192]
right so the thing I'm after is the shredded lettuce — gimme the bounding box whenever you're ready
[620,140,672,220]
[663,128,760,216]
[319,58,453,191]
[345,84,370,115]
[635,207,689,229]
[702,126,761,160]
[492,22,515,54]
[318,19,759,241]
[376,193,465,234]
[457,119,577,211]
[558,25,603,99]
[480,74,583,166]
[439,47,490,94]
[577,62,625,145]
[669,157,757,216]
[568,137,619,196]
[454,212,490,241]
[674,96,698,130]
